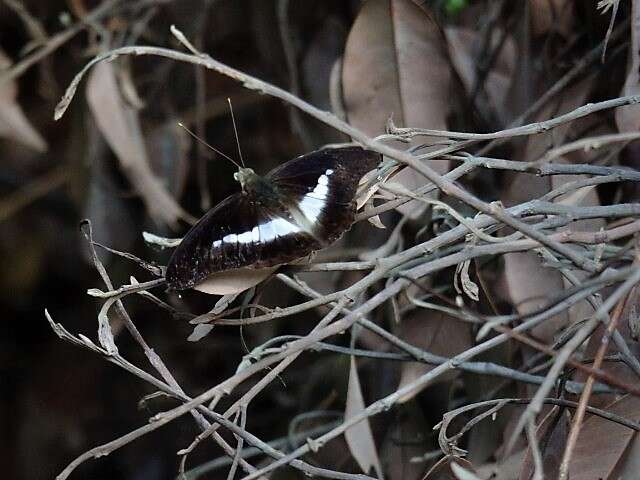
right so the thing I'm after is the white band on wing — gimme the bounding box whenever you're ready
[212,169,336,250]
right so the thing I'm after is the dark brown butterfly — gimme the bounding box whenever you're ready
[165,146,381,290]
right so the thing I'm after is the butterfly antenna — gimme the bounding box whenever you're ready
[227,97,245,167]
[177,122,243,170]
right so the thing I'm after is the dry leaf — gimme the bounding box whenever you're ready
[345,355,384,478]
[455,260,479,302]
[0,49,47,152]
[212,292,240,315]
[529,0,574,37]
[519,407,569,480]
[549,154,604,326]
[356,163,397,210]
[475,450,526,480]
[444,27,516,125]
[357,164,397,229]
[615,0,640,133]
[502,250,567,343]
[450,462,482,480]
[330,56,347,121]
[463,345,514,465]
[396,310,472,403]
[364,194,387,230]
[146,121,190,200]
[193,266,277,295]
[97,299,118,354]
[342,0,451,218]
[84,119,137,264]
[569,394,640,479]
[574,285,640,406]
[615,432,640,480]
[424,457,477,480]
[187,293,240,340]
[380,401,428,480]
[86,61,190,228]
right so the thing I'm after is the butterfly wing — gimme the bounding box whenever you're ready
[165,192,321,290]
[267,146,381,244]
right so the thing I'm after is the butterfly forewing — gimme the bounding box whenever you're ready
[269,146,381,243]
[166,146,381,290]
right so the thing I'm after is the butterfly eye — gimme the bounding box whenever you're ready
[233,172,240,181]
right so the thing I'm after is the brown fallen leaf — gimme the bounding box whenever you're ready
[502,250,567,343]
[444,26,516,125]
[568,394,640,479]
[345,355,383,478]
[463,345,514,465]
[86,61,191,228]
[615,0,640,133]
[529,0,574,37]
[519,406,570,480]
[380,400,429,480]
[395,309,472,403]
[573,283,640,407]
[146,121,190,200]
[614,431,640,480]
[0,49,47,152]
[342,0,451,218]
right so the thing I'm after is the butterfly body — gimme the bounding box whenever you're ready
[166,146,380,290]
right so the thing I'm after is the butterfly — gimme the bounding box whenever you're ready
[165,146,381,290]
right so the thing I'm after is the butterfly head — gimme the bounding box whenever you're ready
[234,167,259,191]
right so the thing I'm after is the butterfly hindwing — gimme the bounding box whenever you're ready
[166,193,257,289]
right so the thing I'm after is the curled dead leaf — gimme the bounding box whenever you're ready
[455,260,479,302]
